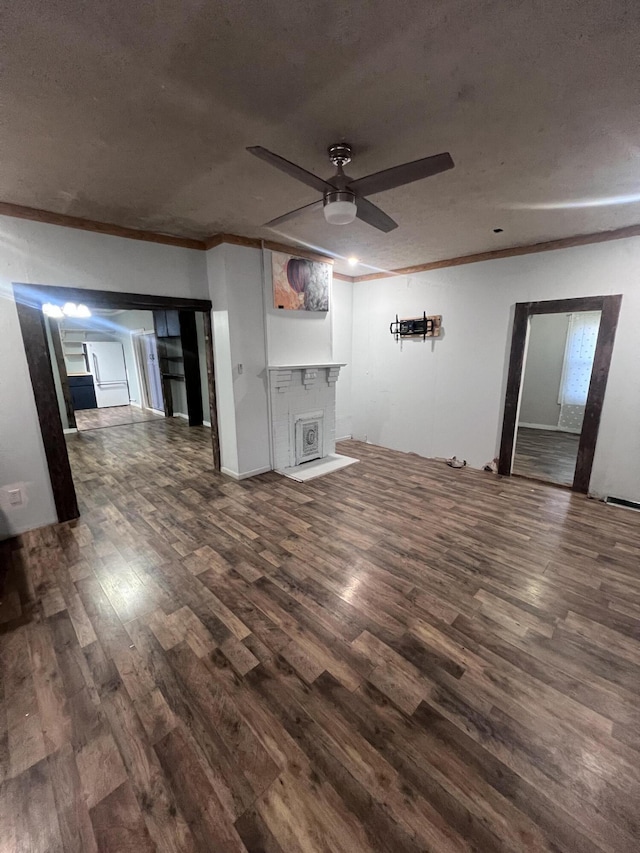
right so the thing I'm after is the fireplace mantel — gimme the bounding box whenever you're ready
[267,363,345,394]
[267,362,346,371]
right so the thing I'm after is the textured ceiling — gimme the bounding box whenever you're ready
[1,0,639,274]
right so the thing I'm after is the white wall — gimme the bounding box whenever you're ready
[206,244,271,478]
[0,215,207,538]
[352,237,640,502]
[332,279,353,440]
[207,244,353,477]
[519,313,569,428]
[263,250,334,365]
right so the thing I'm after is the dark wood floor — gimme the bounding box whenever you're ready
[514,427,580,486]
[75,404,165,431]
[1,420,639,852]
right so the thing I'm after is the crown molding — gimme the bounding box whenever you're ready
[351,223,640,282]
[204,232,261,250]
[0,205,356,279]
[204,232,355,280]
[12,199,632,284]
[0,201,208,250]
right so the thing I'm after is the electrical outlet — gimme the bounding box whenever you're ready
[8,488,22,506]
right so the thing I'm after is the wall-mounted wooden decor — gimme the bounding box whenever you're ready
[390,313,442,341]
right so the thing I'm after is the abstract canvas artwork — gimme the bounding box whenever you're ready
[272,252,330,312]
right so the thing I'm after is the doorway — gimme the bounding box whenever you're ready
[13,283,221,523]
[513,310,601,486]
[133,330,164,413]
[499,295,622,493]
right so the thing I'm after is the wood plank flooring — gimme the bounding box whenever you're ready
[1,418,640,852]
[514,427,580,486]
[75,404,165,431]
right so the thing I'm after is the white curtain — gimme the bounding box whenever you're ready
[558,311,601,432]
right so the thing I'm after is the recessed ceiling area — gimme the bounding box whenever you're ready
[2,0,639,274]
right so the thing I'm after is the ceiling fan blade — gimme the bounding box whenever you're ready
[263,200,324,228]
[247,146,335,194]
[348,152,454,197]
[355,197,398,233]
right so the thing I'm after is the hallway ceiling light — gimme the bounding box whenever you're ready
[42,302,64,318]
[62,302,92,318]
[347,256,359,267]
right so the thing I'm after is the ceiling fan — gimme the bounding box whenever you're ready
[247,143,454,233]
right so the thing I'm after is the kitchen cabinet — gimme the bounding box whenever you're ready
[68,374,97,410]
[153,310,180,338]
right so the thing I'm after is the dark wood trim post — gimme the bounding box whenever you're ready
[202,311,221,471]
[152,311,173,419]
[49,318,77,429]
[179,311,204,427]
[498,303,530,477]
[14,299,79,522]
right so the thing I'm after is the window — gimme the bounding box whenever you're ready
[558,311,601,431]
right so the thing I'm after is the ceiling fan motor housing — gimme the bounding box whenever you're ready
[328,143,352,167]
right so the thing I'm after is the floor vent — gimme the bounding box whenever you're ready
[605,496,640,512]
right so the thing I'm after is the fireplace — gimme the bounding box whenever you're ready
[267,363,345,472]
[295,412,324,466]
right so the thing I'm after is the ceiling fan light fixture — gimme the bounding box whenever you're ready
[323,190,357,225]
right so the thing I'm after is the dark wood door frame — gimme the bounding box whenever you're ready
[498,294,622,493]
[12,283,221,524]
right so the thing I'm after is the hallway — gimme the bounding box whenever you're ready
[74,404,165,431]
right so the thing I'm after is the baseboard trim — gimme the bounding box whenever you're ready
[0,514,59,538]
[605,496,640,512]
[174,413,211,428]
[63,428,78,435]
[221,465,272,481]
[518,422,560,431]
[335,434,353,442]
